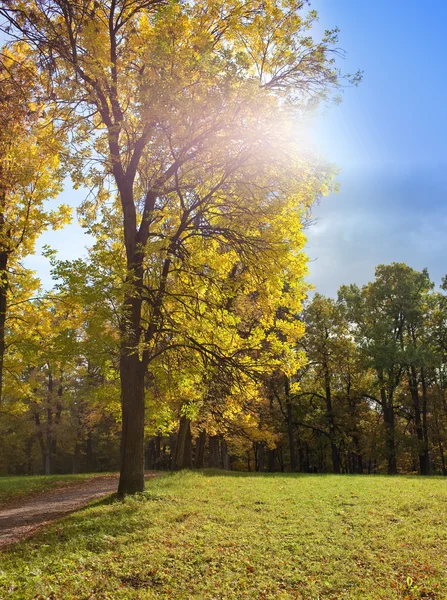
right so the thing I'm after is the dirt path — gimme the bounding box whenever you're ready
[0,475,122,549]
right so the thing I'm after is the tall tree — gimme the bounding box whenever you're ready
[296,295,350,473]
[0,0,355,492]
[340,264,434,474]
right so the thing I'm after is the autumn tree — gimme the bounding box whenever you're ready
[0,44,69,402]
[0,278,122,475]
[0,0,358,492]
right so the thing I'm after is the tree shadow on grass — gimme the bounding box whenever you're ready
[190,469,342,478]
[188,469,447,479]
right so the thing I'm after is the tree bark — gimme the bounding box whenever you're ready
[284,378,297,472]
[44,371,54,476]
[255,442,265,472]
[174,415,192,470]
[439,439,446,476]
[277,445,285,472]
[383,401,397,475]
[34,410,46,473]
[268,448,276,472]
[145,439,155,470]
[221,438,230,470]
[433,401,446,475]
[45,406,52,476]
[86,432,94,472]
[408,366,429,475]
[154,434,161,469]
[72,442,80,474]
[379,376,397,475]
[118,350,145,494]
[194,430,206,469]
[24,438,33,475]
[420,368,431,475]
[0,249,7,404]
[115,164,148,494]
[208,435,220,468]
[352,434,364,474]
[323,357,340,473]
[298,447,305,472]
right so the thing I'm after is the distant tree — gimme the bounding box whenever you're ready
[340,263,434,474]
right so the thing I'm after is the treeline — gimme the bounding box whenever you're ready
[2,262,447,476]
[279,263,447,476]
[142,262,447,476]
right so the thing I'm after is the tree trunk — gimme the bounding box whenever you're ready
[420,368,431,475]
[285,378,297,472]
[221,438,230,470]
[380,381,397,475]
[277,445,285,472]
[439,440,447,476]
[255,442,265,472]
[318,431,326,472]
[154,434,161,469]
[174,415,192,470]
[298,447,305,472]
[184,423,192,469]
[44,407,52,476]
[208,435,220,468]
[25,438,34,475]
[86,432,94,472]
[384,405,397,474]
[72,442,80,474]
[145,439,155,469]
[44,371,53,476]
[268,448,276,472]
[116,173,148,492]
[50,380,63,467]
[118,351,145,494]
[323,357,340,473]
[168,435,176,470]
[194,430,206,469]
[408,366,429,475]
[352,434,364,474]
[34,411,46,473]
[330,442,340,474]
[432,399,445,475]
[0,250,8,404]
[383,402,397,474]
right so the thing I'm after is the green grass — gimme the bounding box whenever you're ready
[0,473,106,506]
[1,472,447,599]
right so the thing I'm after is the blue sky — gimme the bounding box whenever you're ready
[305,0,447,295]
[25,0,447,295]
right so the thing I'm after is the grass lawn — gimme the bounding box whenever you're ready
[1,471,446,599]
[0,473,107,506]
